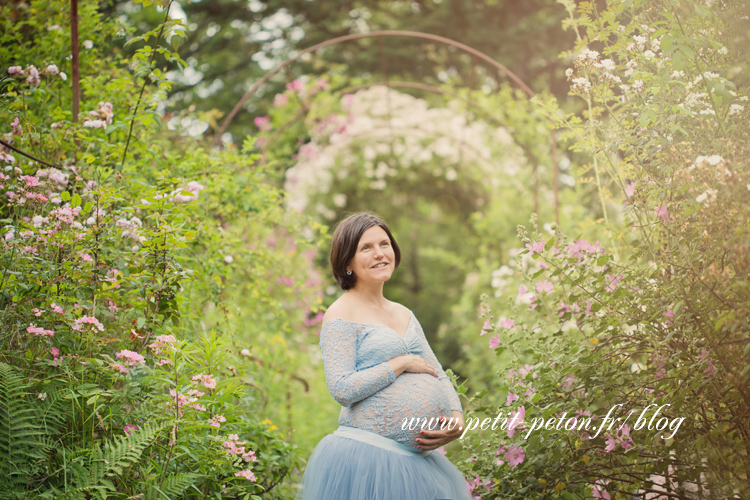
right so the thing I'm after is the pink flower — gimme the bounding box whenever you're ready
[8,66,24,76]
[72,316,104,332]
[505,444,525,467]
[663,309,674,319]
[208,414,227,428]
[525,239,545,253]
[536,280,554,295]
[22,246,38,254]
[116,349,145,367]
[112,364,130,374]
[539,262,548,269]
[234,469,256,481]
[655,205,668,220]
[480,318,492,336]
[518,284,528,295]
[562,373,575,388]
[285,79,305,93]
[617,424,634,450]
[605,274,623,292]
[498,318,515,330]
[488,335,501,349]
[593,480,611,500]
[80,252,94,263]
[11,117,22,135]
[253,115,272,132]
[506,392,519,406]
[124,424,138,435]
[273,93,289,107]
[32,308,44,316]
[50,303,64,314]
[604,434,617,452]
[27,324,54,337]
[625,181,636,198]
[50,347,60,358]
[192,373,217,389]
[697,349,716,376]
[507,406,525,438]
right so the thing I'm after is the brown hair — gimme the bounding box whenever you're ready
[330,211,401,291]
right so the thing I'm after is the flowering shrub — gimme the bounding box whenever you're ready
[452,0,750,498]
[0,1,325,497]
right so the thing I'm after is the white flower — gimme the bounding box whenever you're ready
[60,72,67,81]
[650,39,661,52]
[83,40,93,49]
[38,393,47,401]
[132,245,140,252]
[718,46,728,55]
[572,77,592,92]
[671,70,685,79]
[83,119,106,129]
[32,215,48,227]
[224,255,234,264]
[633,35,646,50]
[85,217,96,225]
[565,68,574,78]
[696,188,718,206]
[632,79,644,91]
[241,349,250,356]
[45,64,59,75]
[643,50,656,60]
[729,104,744,116]
[599,59,616,71]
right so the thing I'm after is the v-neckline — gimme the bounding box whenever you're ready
[324,309,414,340]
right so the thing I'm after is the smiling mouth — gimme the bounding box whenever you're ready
[371,263,389,268]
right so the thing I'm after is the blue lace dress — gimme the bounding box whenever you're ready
[294,308,474,500]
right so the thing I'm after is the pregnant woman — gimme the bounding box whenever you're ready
[295,212,474,500]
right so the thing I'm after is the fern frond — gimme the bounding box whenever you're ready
[143,473,201,500]
[0,362,46,490]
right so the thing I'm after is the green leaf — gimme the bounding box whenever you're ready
[60,191,71,201]
[72,193,81,207]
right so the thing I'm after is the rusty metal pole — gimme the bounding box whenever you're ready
[71,0,80,124]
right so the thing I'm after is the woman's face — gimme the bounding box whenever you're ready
[347,225,396,285]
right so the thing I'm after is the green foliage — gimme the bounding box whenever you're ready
[0,1,321,497]
[452,0,750,498]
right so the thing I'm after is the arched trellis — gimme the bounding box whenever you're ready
[217,30,560,223]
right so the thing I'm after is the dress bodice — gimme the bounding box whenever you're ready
[319,309,463,448]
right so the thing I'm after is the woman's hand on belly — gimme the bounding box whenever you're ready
[413,411,465,450]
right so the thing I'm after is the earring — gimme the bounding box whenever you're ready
[346,270,352,275]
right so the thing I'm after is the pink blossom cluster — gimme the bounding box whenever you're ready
[466,474,492,498]
[50,302,64,314]
[169,389,206,417]
[116,349,145,367]
[593,479,611,499]
[697,349,716,376]
[83,101,114,129]
[192,373,217,389]
[170,180,205,204]
[303,311,324,327]
[124,424,139,435]
[254,115,272,132]
[27,324,54,337]
[148,334,177,355]
[557,299,594,317]
[71,315,104,332]
[208,414,227,428]
[222,434,257,462]
[234,469,256,481]
[604,424,634,452]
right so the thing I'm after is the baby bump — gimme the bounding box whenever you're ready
[376,373,451,447]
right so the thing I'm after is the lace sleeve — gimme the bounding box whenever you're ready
[319,320,396,407]
[412,316,464,413]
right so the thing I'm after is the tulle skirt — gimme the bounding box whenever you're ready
[294,425,475,500]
